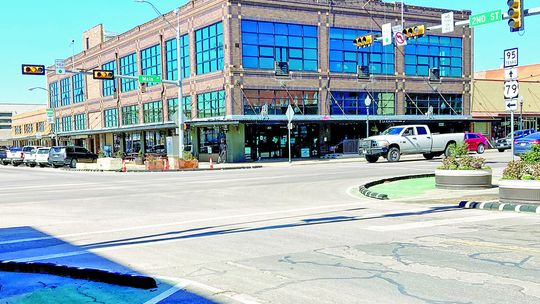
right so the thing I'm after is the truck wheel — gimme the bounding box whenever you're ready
[39,164,45,168]
[476,144,485,154]
[444,143,456,157]
[423,153,434,160]
[365,155,379,163]
[70,158,77,169]
[498,149,505,152]
[387,147,401,162]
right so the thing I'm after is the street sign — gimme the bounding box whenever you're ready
[392,25,403,34]
[138,75,162,83]
[469,10,502,27]
[505,99,518,112]
[285,105,294,122]
[36,132,42,140]
[55,59,65,75]
[504,80,519,99]
[394,32,407,47]
[504,48,519,68]
[381,23,392,46]
[441,12,454,34]
[504,67,518,80]
[46,109,54,123]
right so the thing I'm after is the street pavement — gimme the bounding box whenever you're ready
[0,151,539,303]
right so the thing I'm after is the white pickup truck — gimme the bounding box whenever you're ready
[358,125,464,163]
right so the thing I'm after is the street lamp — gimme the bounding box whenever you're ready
[135,0,184,157]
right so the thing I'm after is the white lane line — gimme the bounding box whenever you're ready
[0,182,100,191]
[155,276,262,304]
[0,201,368,245]
[364,213,523,232]
[143,281,189,304]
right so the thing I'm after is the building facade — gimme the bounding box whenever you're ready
[472,64,540,141]
[0,103,46,147]
[47,0,473,162]
[11,109,53,147]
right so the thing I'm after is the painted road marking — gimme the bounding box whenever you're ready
[364,213,523,232]
[143,281,189,304]
[446,239,540,255]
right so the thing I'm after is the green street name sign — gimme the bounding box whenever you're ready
[46,109,54,117]
[470,10,502,27]
[138,75,162,83]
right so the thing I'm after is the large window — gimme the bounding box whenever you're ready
[102,60,117,96]
[195,22,224,75]
[198,127,223,154]
[405,36,462,77]
[405,94,463,115]
[104,108,118,128]
[143,101,163,124]
[49,82,59,108]
[120,53,138,92]
[72,73,85,103]
[38,122,45,132]
[54,118,61,133]
[243,90,318,115]
[140,44,161,86]
[122,105,139,125]
[242,20,318,71]
[167,96,192,121]
[329,28,394,75]
[166,35,190,80]
[74,113,87,130]
[60,78,71,106]
[330,92,395,115]
[197,91,225,118]
[61,116,72,132]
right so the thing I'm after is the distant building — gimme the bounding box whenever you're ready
[0,103,45,146]
[472,64,540,140]
[11,108,53,147]
[47,0,473,162]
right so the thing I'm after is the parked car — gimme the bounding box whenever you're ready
[464,133,489,154]
[49,146,98,168]
[358,125,464,163]
[35,147,51,168]
[22,146,43,167]
[6,147,24,166]
[496,129,536,152]
[0,148,6,164]
[514,132,540,156]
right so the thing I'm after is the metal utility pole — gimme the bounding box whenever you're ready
[519,96,524,130]
[511,111,515,161]
[365,95,372,138]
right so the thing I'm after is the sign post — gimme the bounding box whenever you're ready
[394,32,407,47]
[365,95,372,138]
[504,48,519,68]
[286,105,295,163]
[469,10,502,27]
[381,23,392,46]
[55,59,65,75]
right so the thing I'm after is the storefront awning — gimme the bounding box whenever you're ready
[57,122,177,137]
[189,115,474,123]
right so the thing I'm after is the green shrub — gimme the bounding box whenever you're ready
[520,144,540,164]
[522,174,534,180]
[449,142,469,158]
[115,149,124,159]
[181,151,195,160]
[530,163,540,179]
[438,155,486,170]
[502,160,525,180]
[98,150,106,158]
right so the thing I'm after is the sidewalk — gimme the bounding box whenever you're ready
[198,155,366,169]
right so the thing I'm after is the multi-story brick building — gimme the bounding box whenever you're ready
[11,108,53,147]
[47,0,472,162]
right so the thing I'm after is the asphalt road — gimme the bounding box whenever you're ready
[1,151,539,304]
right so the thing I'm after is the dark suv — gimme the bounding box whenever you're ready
[48,146,98,168]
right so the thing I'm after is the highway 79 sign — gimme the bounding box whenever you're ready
[504,80,519,99]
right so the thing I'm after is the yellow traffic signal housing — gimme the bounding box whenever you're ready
[21,65,45,75]
[507,0,524,32]
[353,35,373,48]
[402,25,425,39]
[93,69,115,80]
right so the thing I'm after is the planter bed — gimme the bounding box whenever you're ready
[435,169,492,189]
[499,180,540,205]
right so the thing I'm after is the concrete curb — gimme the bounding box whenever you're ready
[359,173,435,200]
[0,260,157,289]
[62,165,263,173]
[459,200,540,214]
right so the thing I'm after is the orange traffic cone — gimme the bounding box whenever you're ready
[209,157,214,170]
[121,160,127,172]
[165,158,170,170]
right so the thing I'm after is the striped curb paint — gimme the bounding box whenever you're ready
[459,200,540,214]
[358,173,435,200]
[62,166,263,173]
[0,260,157,289]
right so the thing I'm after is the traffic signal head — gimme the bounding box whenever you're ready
[507,0,524,32]
[402,25,425,39]
[353,35,373,48]
[21,65,45,75]
[93,69,115,80]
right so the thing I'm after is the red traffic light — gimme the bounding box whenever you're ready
[22,64,45,75]
[93,69,115,80]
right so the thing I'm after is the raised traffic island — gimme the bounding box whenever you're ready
[499,146,540,204]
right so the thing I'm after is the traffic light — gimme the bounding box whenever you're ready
[507,0,524,32]
[21,64,45,75]
[402,25,425,39]
[353,35,373,48]
[93,69,115,80]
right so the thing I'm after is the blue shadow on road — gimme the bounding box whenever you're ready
[0,226,216,304]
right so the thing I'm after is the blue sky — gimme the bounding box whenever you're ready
[1,0,538,104]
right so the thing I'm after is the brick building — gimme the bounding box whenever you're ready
[47,0,473,162]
